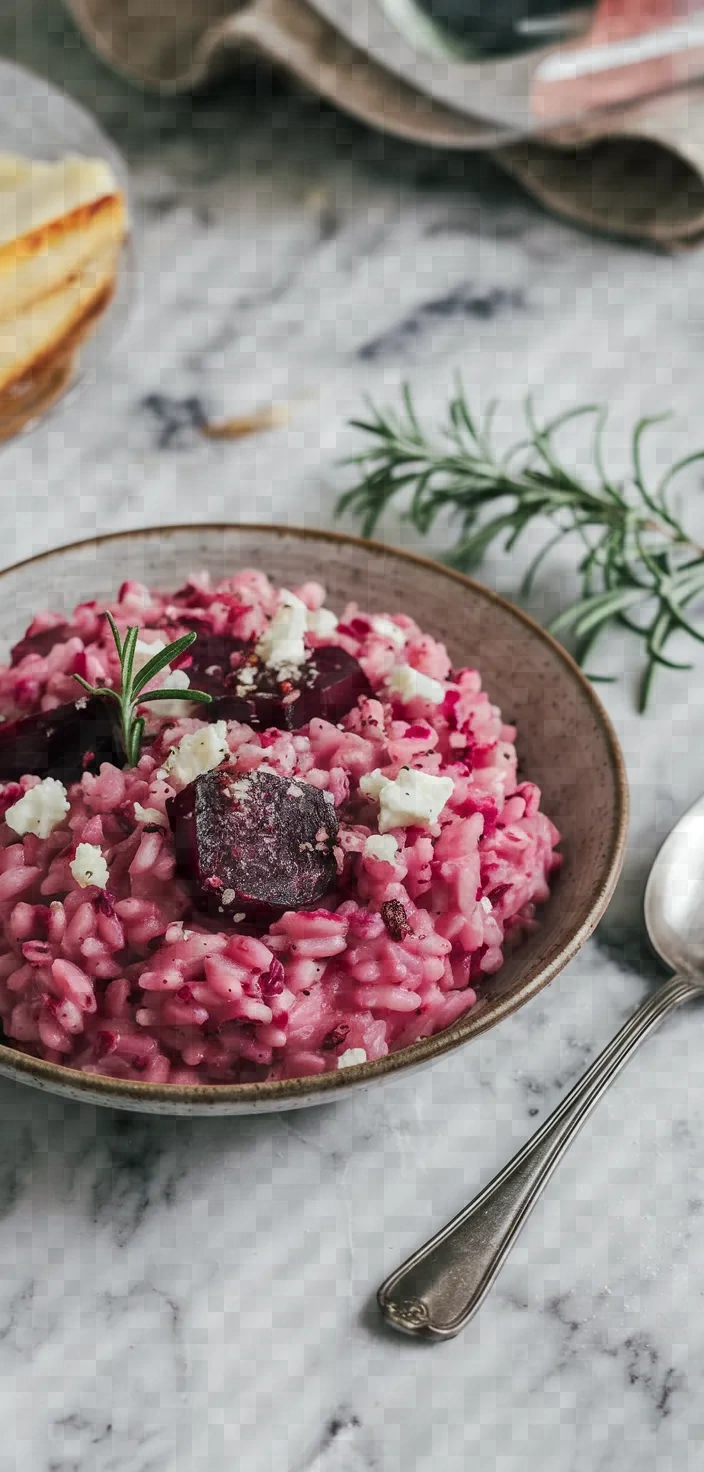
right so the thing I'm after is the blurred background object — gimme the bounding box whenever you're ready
[62,0,704,248]
[66,0,704,130]
[382,0,595,59]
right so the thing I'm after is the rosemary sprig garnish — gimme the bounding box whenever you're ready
[339,384,704,710]
[73,613,213,765]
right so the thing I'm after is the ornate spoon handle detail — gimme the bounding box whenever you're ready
[378,974,700,1340]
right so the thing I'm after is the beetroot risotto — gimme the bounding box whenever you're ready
[0,570,560,1085]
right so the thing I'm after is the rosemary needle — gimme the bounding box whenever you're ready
[73,614,212,766]
[339,384,704,711]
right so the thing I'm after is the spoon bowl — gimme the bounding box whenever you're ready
[645,792,704,976]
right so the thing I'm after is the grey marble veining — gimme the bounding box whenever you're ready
[2,2,704,1467]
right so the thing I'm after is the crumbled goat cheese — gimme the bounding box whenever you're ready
[360,766,454,833]
[70,842,109,890]
[363,833,398,864]
[133,640,194,716]
[133,637,166,674]
[371,616,406,648]
[480,896,493,913]
[255,589,308,672]
[5,777,69,839]
[387,663,445,705]
[134,803,167,827]
[337,1048,367,1069]
[147,667,193,718]
[306,606,338,637]
[162,722,229,786]
[358,769,388,802]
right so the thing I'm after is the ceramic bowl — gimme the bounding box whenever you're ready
[0,525,628,1114]
[0,59,134,441]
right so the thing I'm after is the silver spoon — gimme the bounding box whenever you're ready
[378,791,704,1340]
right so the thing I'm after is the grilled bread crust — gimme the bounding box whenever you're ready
[0,191,125,322]
[0,241,119,397]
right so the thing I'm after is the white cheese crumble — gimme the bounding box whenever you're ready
[307,606,338,637]
[363,833,398,864]
[133,640,194,716]
[359,766,454,833]
[387,663,445,705]
[372,616,406,648]
[134,803,167,827]
[358,769,388,802]
[480,896,493,913]
[148,667,193,718]
[162,722,229,786]
[5,777,69,839]
[133,636,166,674]
[337,1048,367,1069]
[70,842,109,890]
[255,589,308,672]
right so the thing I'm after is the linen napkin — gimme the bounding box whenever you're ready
[66,0,704,249]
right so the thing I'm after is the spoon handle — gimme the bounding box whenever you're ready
[378,973,699,1340]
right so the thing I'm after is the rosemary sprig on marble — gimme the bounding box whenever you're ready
[339,385,704,710]
[74,614,212,765]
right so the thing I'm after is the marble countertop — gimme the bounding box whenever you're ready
[3,4,704,1468]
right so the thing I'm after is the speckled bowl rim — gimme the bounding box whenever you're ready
[0,523,628,1107]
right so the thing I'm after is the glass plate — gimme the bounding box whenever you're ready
[0,58,135,441]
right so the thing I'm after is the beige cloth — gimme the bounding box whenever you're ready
[68,0,704,249]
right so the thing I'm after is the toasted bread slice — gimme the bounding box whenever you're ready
[0,156,118,244]
[0,190,125,322]
[0,155,125,322]
[0,155,34,192]
[0,241,119,397]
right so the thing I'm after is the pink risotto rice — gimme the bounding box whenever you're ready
[0,569,560,1085]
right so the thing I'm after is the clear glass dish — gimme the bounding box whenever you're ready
[0,58,135,441]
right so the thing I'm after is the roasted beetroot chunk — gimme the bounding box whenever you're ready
[10,622,70,666]
[179,635,248,695]
[0,695,123,783]
[184,637,372,732]
[171,636,251,724]
[177,635,257,726]
[167,767,339,923]
[243,646,373,731]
